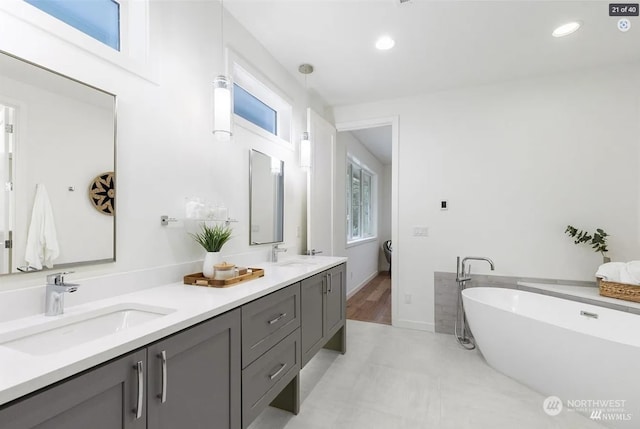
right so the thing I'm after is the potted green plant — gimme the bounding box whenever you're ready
[564,225,610,263]
[190,223,233,278]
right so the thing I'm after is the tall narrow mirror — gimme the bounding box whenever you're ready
[249,149,284,245]
[0,51,116,275]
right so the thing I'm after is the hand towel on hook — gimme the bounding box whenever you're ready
[25,184,59,270]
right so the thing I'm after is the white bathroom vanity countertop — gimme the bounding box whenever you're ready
[0,256,346,406]
[517,281,640,311]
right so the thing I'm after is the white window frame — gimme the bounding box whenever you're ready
[347,156,377,245]
[229,49,293,150]
[0,0,153,81]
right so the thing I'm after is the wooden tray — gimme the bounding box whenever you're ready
[184,268,265,288]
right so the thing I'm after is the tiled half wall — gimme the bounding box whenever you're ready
[432,272,640,335]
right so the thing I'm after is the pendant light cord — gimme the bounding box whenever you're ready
[220,0,225,74]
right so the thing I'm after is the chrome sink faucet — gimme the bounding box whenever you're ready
[272,244,287,262]
[45,272,79,316]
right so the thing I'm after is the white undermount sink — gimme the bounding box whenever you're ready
[277,259,320,267]
[0,303,175,356]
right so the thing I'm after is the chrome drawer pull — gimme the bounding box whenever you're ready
[133,361,144,419]
[580,310,599,319]
[158,350,168,403]
[268,313,287,325]
[268,363,287,380]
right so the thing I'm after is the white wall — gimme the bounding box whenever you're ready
[335,131,384,296]
[333,64,640,331]
[0,1,317,289]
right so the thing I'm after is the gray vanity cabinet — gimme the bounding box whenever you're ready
[301,263,346,367]
[0,263,346,429]
[0,349,148,429]
[147,308,241,429]
[0,309,241,429]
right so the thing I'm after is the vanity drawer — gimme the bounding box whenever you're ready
[241,283,300,367]
[242,329,300,427]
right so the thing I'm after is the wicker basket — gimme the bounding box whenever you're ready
[598,278,640,303]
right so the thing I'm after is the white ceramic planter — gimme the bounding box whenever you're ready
[203,252,221,278]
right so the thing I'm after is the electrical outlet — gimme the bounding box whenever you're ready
[404,294,412,304]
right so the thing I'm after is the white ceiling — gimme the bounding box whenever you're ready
[349,126,392,165]
[226,0,640,107]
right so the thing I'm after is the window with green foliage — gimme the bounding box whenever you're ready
[347,158,375,242]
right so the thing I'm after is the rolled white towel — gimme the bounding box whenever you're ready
[625,261,640,284]
[620,266,638,285]
[595,262,625,282]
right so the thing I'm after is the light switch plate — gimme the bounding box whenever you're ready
[412,226,429,237]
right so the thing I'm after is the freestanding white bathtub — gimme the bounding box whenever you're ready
[462,287,640,429]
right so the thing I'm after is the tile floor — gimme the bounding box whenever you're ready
[249,320,605,429]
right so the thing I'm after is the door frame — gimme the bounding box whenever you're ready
[335,116,399,327]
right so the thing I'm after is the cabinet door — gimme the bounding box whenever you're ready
[300,271,326,367]
[0,350,147,429]
[326,264,346,337]
[147,309,241,429]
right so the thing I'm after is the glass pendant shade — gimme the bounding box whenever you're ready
[213,75,232,141]
[300,131,311,169]
[271,156,282,175]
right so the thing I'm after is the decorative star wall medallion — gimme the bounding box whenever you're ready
[89,172,115,216]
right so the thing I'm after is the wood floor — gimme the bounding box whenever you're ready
[346,272,391,325]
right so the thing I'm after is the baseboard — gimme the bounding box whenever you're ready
[393,319,435,333]
[347,271,380,299]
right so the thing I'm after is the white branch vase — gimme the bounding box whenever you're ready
[203,252,221,278]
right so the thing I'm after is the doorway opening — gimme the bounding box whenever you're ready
[334,119,396,326]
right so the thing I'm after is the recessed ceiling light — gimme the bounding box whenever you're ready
[552,21,581,37]
[375,35,395,50]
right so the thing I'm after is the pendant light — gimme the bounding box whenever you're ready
[298,63,313,169]
[271,156,282,175]
[213,0,232,141]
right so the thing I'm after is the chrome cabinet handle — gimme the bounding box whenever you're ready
[134,361,144,419]
[328,273,332,293]
[158,350,167,403]
[268,313,287,325]
[268,363,287,380]
[580,310,599,319]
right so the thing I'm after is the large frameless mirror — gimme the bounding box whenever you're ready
[0,51,116,276]
[249,149,284,245]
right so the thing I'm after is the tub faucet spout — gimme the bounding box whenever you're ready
[461,256,495,278]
